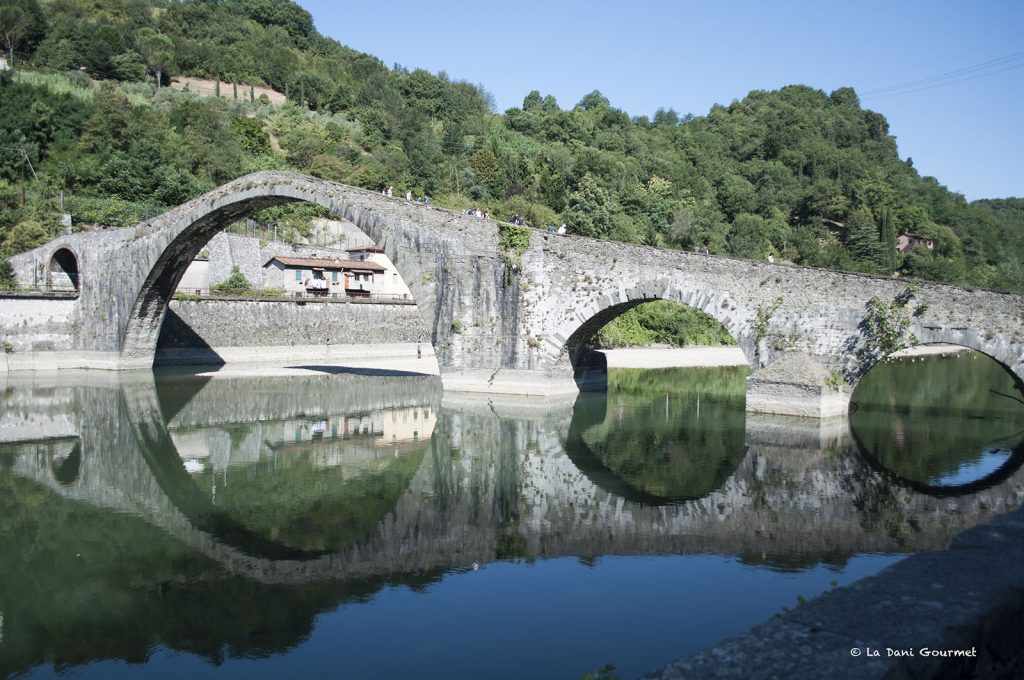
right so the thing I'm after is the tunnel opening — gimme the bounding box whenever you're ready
[48,248,80,294]
[849,344,1024,494]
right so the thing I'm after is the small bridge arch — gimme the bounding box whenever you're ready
[48,247,80,293]
[549,291,756,381]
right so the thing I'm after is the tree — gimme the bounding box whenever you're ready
[1,220,48,257]
[135,28,174,88]
[111,52,147,82]
[845,208,883,271]
[578,90,610,111]
[564,175,616,238]
[728,213,773,260]
[0,0,44,63]
[878,205,898,273]
[0,257,15,289]
[522,90,542,111]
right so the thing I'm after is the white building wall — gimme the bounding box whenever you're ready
[178,260,209,295]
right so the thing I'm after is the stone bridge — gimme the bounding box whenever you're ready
[3,171,1023,406]
[3,372,1024,586]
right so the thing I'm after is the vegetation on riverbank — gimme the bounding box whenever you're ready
[594,301,735,348]
[1,0,1022,294]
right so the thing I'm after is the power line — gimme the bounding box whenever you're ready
[860,50,1024,100]
[862,49,1024,95]
[863,61,1024,100]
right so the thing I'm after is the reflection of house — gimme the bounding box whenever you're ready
[171,406,435,475]
[896,232,935,255]
[263,255,386,298]
[276,407,434,449]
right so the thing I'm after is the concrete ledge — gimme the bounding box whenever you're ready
[643,504,1024,679]
[154,342,435,368]
[440,390,578,419]
[745,381,851,418]
[746,352,851,418]
[1,350,124,372]
[440,368,580,397]
[1,344,439,374]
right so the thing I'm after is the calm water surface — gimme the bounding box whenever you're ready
[1,352,1022,679]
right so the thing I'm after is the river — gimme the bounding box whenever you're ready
[1,351,1022,679]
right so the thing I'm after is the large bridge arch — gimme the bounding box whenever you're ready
[120,173,440,363]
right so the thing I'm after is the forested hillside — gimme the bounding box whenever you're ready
[1,0,1022,293]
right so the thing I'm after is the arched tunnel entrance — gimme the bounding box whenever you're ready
[849,344,1024,495]
[48,247,80,293]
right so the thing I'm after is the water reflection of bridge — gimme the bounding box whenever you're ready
[3,372,1023,587]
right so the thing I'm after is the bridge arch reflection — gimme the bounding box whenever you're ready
[849,345,1024,496]
[120,371,444,561]
[564,369,748,504]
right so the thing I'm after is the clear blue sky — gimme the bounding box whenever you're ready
[297,0,1024,201]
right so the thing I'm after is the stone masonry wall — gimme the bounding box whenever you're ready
[159,298,428,349]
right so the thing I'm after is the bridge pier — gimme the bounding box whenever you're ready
[745,352,851,418]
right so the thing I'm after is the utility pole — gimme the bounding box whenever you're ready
[17,147,37,206]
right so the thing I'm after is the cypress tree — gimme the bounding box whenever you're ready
[845,208,884,271]
[879,206,898,273]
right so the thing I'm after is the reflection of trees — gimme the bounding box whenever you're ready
[568,367,748,502]
[851,353,1024,486]
[0,468,445,678]
[189,445,426,552]
[855,480,913,544]
[494,420,526,559]
[853,351,1024,416]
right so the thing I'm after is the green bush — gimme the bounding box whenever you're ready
[0,258,16,289]
[594,301,735,348]
[67,196,164,228]
[212,266,254,294]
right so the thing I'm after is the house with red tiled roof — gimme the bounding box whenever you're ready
[896,232,935,255]
[345,246,412,299]
[263,255,386,298]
